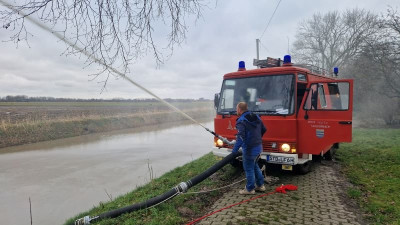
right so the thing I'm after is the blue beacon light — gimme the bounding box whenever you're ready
[238,61,246,71]
[283,55,291,64]
[334,67,339,76]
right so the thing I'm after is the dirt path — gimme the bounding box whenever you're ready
[197,161,366,225]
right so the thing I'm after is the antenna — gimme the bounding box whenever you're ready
[287,36,290,54]
[256,39,260,68]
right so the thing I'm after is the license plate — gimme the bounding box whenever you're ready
[282,165,293,171]
[267,155,295,165]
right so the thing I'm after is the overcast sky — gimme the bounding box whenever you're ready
[0,0,398,100]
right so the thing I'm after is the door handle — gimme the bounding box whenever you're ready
[339,121,352,125]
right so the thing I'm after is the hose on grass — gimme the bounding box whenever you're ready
[71,151,241,225]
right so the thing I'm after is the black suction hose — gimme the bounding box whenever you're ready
[72,151,241,225]
[187,151,239,188]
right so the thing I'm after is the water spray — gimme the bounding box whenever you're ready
[0,0,234,144]
[0,2,240,224]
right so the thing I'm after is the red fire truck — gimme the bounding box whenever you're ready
[212,55,353,173]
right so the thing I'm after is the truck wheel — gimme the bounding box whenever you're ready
[312,155,322,163]
[296,161,312,174]
[230,158,243,169]
[257,159,266,169]
[324,147,336,161]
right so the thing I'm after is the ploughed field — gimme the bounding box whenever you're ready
[0,101,211,124]
[0,101,214,148]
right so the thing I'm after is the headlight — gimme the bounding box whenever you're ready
[281,143,290,152]
[216,139,224,147]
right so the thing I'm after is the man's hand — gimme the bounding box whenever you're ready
[228,140,236,147]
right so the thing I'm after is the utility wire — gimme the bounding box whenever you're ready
[259,0,282,40]
[260,41,270,53]
[0,0,213,133]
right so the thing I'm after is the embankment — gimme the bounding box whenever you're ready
[64,153,240,225]
[0,108,214,148]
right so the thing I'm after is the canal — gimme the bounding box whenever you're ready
[0,121,213,225]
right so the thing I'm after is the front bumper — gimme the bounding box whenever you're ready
[212,147,311,165]
[212,147,232,158]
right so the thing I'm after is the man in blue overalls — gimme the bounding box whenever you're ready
[232,102,267,194]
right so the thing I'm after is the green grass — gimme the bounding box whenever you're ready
[64,153,240,225]
[336,128,400,225]
[347,188,362,199]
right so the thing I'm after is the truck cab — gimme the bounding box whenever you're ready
[212,55,353,173]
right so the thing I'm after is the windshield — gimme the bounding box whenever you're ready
[218,74,295,115]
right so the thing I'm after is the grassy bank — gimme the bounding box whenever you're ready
[64,153,239,225]
[336,128,400,225]
[0,101,214,148]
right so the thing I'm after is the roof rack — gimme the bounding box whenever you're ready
[253,57,282,68]
[295,64,336,77]
[253,57,337,77]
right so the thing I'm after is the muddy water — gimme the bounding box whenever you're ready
[0,121,214,225]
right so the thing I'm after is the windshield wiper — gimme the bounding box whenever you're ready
[252,110,278,114]
[220,111,236,115]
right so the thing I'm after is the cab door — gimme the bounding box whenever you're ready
[297,80,353,155]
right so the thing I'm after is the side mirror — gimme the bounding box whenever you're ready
[214,93,220,109]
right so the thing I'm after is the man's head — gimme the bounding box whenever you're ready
[236,102,248,116]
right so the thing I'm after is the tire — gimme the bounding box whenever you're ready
[312,155,323,163]
[230,158,243,169]
[296,161,312,174]
[257,159,266,169]
[324,147,336,161]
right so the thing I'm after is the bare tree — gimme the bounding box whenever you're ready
[0,0,206,88]
[292,9,379,71]
[342,7,400,125]
[367,7,400,98]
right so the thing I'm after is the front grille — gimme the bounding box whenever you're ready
[263,142,279,153]
[219,141,296,154]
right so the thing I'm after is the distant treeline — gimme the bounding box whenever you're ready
[0,95,210,103]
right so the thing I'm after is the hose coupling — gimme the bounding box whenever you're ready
[218,135,236,145]
[75,216,91,225]
[177,182,189,193]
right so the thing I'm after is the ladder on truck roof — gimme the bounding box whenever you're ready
[253,57,337,77]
